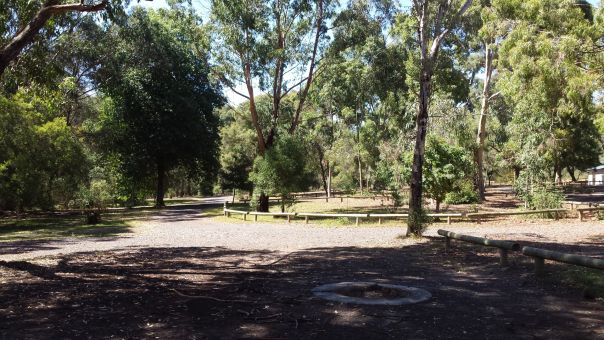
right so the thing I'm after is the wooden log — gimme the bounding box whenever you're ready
[522,246,604,271]
[437,230,520,251]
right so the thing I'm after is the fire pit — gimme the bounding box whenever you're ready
[312,282,431,305]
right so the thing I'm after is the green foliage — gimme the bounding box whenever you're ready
[445,180,479,204]
[497,0,602,183]
[95,8,224,205]
[402,136,473,210]
[249,135,315,202]
[0,92,88,210]
[525,186,564,210]
[217,105,256,192]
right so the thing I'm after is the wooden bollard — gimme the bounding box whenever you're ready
[254,214,258,221]
[223,202,227,216]
[355,217,359,226]
[305,216,309,224]
[533,257,545,276]
[243,213,247,221]
[499,248,509,266]
[227,211,231,218]
[340,197,343,203]
[447,216,451,225]
[444,237,451,252]
[378,217,382,225]
[287,214,291,223]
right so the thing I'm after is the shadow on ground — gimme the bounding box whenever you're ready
[0,240,602,339]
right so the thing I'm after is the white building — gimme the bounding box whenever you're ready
[586,165,604,185]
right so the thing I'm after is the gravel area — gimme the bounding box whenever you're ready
[0,207,409,261]
[1,206,602,262]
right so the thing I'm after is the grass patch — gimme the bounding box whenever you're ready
[557,266,604,299]
[0,214,132,242]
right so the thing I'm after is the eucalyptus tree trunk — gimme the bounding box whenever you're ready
[475,44,494,201]
[407,0,473,236]
[408,69,432,235]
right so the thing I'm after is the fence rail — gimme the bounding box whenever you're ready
[522,246,604,275]
[223,203,588,225]
[466,209,566,223]
[437,229,520,266]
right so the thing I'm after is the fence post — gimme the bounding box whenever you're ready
[499,248,509,266]
[533,257,545,276]
[254,214,258,222]
[447,216,451,225]
[378,217,382,225]
[355,217,359,226]
[287,214,291,223]
[243,213,247,221]
[305,216,309,224]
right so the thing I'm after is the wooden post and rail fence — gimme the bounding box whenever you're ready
[437,229,604,277]
[223,203,462,225]
[437,229,520,266]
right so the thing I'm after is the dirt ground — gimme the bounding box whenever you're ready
[1,194,603,339]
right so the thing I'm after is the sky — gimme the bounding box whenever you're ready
[134,0,602,105]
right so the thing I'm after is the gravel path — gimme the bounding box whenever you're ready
[1,206,602,262]
[0,207,409,261]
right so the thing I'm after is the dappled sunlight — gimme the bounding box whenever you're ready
[1,239,602,338]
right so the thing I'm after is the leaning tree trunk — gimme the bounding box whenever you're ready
[408,70,432,236]
[156,162,165,207]
[475,44,493,201]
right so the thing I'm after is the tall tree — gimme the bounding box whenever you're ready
[96,7,224,206]
[407,0,473,236]
[497,0,601,193]
[211,0,331,211]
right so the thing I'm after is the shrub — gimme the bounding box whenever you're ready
[527,187,564,210]
[445,181,479,204]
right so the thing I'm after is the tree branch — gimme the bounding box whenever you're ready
[0,0,108,77]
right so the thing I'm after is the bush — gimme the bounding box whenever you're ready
[444,181,479,204]
[527,187,564,210]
